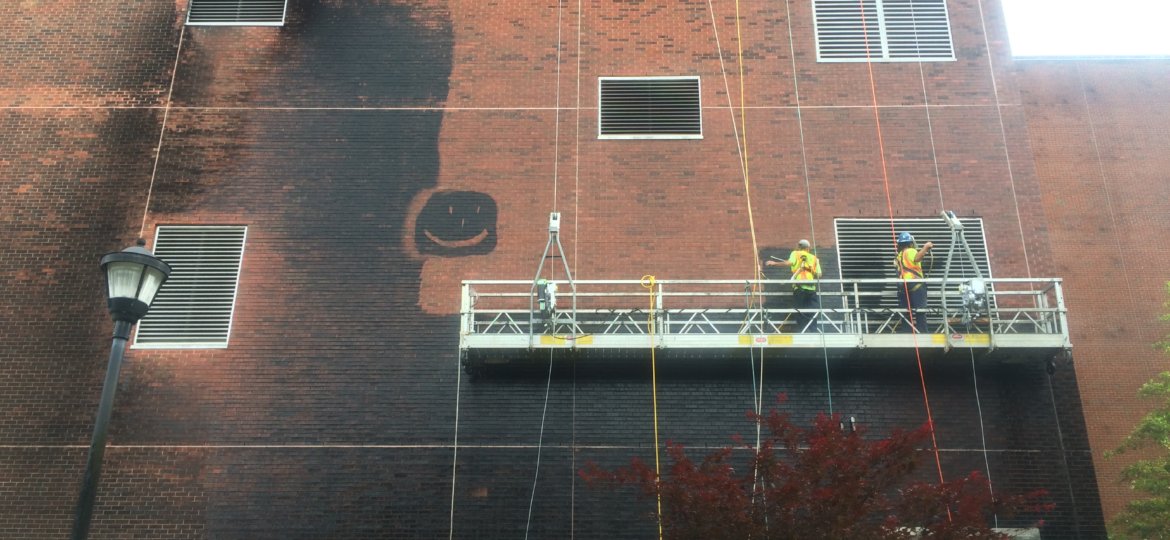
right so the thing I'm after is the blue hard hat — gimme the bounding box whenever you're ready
[897,232,913,244]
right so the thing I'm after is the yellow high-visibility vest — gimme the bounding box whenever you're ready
[788,249,822,291]
[895,248,924,290]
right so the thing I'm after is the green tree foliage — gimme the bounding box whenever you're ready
[581,401,1050,540]
[1107,282,1170,540]
[1108,372,1170,540]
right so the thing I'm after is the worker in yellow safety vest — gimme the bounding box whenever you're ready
[765,239,822,332]
[893,232,934,333]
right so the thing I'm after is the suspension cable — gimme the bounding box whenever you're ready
[781,0,836,415]
[139,25,186,238]
[641,275,664,540]
[570,2,583,537]
[967,346,997,527]
[524,349,557,540]
[527,3,567,531]
[704,0,769,479]
[855,0,948,491]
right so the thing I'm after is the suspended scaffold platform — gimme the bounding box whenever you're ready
[459,277,1071,371]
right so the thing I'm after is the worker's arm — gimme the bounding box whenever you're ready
[913,242,934,263]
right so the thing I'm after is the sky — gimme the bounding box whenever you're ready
[1000,0,1170,57]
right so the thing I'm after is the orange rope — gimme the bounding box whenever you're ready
[856,0,948,493]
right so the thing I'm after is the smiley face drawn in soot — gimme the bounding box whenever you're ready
[414,191,498,257]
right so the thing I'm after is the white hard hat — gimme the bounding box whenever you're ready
[798,239,811,248]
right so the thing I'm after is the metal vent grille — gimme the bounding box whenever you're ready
[187,0,287,26]
[598,77,702,139]
[813,0,955,62]
[834,217,991,308]
[135,226,247,348]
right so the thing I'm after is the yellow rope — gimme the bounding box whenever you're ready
[732,0,762,283]
[641,275,663,540]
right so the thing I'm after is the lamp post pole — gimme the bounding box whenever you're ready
[71,240,171,540]
[71,319,133,540]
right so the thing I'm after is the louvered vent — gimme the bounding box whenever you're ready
[834,217,991,309]
[598,77,702,139]
[813,0,955,62]
[135,226,247,348]
[187,0,287,26]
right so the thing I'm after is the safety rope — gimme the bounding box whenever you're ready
[573,0,583,283]
[855,0,948,492]
[1074,64,1143,342]
[550,0,565,210]
[712,1,775,504]
[525,2,568,537]
[732,0,756,265]
[728,0,773,458]
[704,0,758,277]
[570,3,583,536]
[704,0,770,490]
[973,0,1032,279]
[641,275,664,540]
[139,25,186,237]
[524,349,556,540]
[447,341,464,540]
[1045,360,1084,537]
[967,346,998,527]
[905,1,1002,514]
[778,0,836,415]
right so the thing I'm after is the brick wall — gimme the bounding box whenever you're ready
[1018,60,1170,521]
[0,0,1124,537]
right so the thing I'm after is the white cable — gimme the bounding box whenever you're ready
[703,1,769,463]
[1045,364,1085,536]
[1075,64,1144,342]
[782,0,836,416]
[573,0,582,281]
[570,358,578,540]
[551,0,565,209]
[704,2,770,510]
[527,6,567,534]
[140,25,186,237]
[974,0,1032,278]
[447,347,464,540]
[705,0,748,182]
[570,4,583,536]
[967,347,997,527]
[525,350,557,540]
[917,66,946,211]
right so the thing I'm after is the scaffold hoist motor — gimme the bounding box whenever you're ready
[530,212,575,338]
[959,277,987,324]
[941,210,990,326]
[535,278,558,331]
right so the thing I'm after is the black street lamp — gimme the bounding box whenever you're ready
[72,239,171,540]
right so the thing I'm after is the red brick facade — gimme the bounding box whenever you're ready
[1,0,1164,537]
[1019,61,1170,519]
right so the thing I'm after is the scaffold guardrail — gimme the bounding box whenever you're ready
[459,278,1071,357]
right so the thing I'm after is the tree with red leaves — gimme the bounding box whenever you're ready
[581,403,1051,540]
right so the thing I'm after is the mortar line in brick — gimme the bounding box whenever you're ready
[0,445,1048,453]
[0,104,1025,112]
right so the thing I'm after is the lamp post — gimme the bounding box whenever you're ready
[72,239,171,540]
